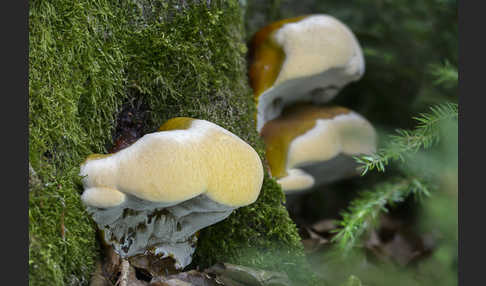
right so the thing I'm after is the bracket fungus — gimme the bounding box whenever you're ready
[79,117,264,269]
[249,14,365,132]
[261,104,376,193]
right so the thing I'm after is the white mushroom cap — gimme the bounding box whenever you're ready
[276,169,315,192]
[261,104,376,193]
[79,118,264,268]
[249,15,365,132]
[81,187,126,208]
[80,118,263,207]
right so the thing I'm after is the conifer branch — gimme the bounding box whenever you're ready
[331,177,431,253]
[355,102,458,175]
[429,61,458,88]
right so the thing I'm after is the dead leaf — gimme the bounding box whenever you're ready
[364,214,434,266]
[89,261,114,286]
[205,263,291,286]
[301,227,329,253]
[311,219,337,234]
[130,254,179,278]
[150,270,218,286]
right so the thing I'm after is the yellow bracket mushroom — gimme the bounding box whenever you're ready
[80,117,264,269]
[249,14,365,132]
[261,104,376,193]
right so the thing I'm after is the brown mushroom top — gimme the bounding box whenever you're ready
[249,15,308,100]
[261,104,351,178]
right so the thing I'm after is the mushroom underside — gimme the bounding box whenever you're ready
[257,66,357,132]
[87,194,235,269]
[278,153,360,194]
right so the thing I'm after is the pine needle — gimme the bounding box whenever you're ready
[355,102,458,175]
[331,177,431,254]
[429,61,458,89]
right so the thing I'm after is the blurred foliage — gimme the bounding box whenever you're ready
[324,66,457,285]
[245,0,458,126]
[339,275,362,286]
[429,61,459,89]
[244,1,457,285]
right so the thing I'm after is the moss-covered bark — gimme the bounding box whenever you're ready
[29,0,315,285]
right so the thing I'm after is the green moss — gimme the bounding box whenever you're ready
[125,1,257,141]
[29,0,314,285]
[29,0,132,284]
[124,2,316,283]
[29,167,99,286]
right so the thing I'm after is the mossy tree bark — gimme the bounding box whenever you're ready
[29,0,315,285]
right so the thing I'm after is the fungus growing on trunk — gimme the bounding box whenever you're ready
[249,14,365,132]
[80,118,264,269]
[261,104,376,193]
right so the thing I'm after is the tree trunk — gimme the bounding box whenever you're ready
[29,0,314,285]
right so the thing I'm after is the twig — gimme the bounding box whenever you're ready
[117,258,130,286]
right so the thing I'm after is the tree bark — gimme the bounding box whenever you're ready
[29,1,314,285]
